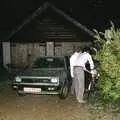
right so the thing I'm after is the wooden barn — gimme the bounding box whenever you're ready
[2,2,95,68]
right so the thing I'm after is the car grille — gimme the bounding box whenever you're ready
[22,78,51,83]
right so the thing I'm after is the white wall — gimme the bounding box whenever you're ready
[46,42,54,56]
[2,42,11,68]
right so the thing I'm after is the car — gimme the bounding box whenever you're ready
[11,56,72,99]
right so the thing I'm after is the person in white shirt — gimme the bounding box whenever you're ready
[70,46,95,103]
[70,47,82,96]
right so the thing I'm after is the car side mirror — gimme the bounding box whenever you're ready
[6,64,12,73]
[6,64,11,68]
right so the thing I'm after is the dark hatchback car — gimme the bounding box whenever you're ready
[11,56,72,99]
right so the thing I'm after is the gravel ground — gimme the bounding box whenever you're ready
[0,84,120,120]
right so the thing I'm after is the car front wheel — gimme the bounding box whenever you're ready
[59,81,69,99]
[17,91,26,96]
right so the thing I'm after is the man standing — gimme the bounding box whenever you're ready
[70,47,95,103]
[70,47,81,96]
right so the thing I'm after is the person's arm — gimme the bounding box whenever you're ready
[87,53,94,70]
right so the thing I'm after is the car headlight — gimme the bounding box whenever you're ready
[15,77,21,82]
[51,77,58,83]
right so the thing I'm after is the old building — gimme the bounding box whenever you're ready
[2,2,95,68]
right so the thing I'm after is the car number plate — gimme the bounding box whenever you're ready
[24,87,41,93]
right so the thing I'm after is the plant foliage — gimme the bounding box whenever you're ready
[94,22,120,104]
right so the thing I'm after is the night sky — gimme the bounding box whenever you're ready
[0,0,119,40]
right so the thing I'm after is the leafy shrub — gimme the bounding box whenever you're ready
[93,22,120,104]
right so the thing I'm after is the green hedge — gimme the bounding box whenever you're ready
[94,22,120,104]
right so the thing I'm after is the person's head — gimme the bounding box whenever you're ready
[74,46,82,53]
[82,46,91,53]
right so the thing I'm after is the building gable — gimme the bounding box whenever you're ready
[9,2,95,43]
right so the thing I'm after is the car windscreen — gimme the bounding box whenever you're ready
[32,57,65,68]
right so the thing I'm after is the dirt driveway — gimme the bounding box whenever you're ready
[0,82,120,120]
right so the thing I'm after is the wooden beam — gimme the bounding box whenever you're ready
[8,2,49,42]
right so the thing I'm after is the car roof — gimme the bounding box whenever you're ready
[37,56,66,58]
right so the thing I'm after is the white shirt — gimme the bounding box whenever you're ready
[75,52,94,70]
[70,52,80,78]
[70,52,94,78]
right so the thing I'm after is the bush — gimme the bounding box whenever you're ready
[94,22,120,104]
